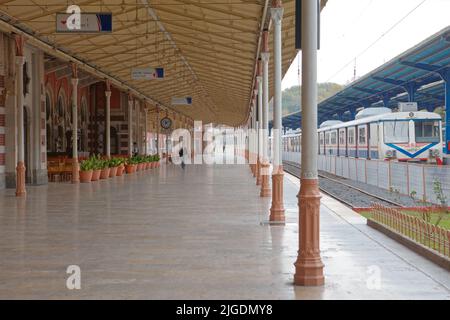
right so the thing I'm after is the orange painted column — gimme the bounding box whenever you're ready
[294,0,324,286]
[14,35,26,197]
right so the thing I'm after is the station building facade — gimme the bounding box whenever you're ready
[0,31,190,190]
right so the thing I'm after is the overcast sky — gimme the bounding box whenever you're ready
[281,0,450,90]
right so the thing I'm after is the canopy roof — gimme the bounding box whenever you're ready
[0,0,328,126]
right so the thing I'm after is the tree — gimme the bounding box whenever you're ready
[270,82,344,118]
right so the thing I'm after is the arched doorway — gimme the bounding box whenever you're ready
[110,126,119,155]
[80,97,88,153]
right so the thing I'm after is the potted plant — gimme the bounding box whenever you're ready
[79,158,93,183]
[133,155,140,171]
[99,158,110,179]
[90,155,102,181]
[109,158,121,177]
[116,158,125,176]
[154,154,160,168]
[125,157,136,174]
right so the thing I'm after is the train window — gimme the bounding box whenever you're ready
[331,131,337,145]
[320,134,324,146]
[339,130,345,145]
[325,132,330,145]
[384,121,409,143]
[415,121,440,143]
[348,128,355,145]
[358,127,366,144]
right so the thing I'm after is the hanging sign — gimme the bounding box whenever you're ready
[171,97,193,106]
[56,12,112,33]
[131,67,165,80]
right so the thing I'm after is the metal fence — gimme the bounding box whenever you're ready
[315,154,450,205]
[371,203,450,257]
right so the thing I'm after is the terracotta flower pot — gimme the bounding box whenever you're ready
[116,165,124,176]
[138,163,144,171]
[146,162,151,170]
[100,168,110,179]
[91,169,101,181]
[109,166,118,178]
[79,170,93,183]
[125,164,135,174]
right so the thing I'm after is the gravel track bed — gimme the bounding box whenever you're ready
[283,161,419,208]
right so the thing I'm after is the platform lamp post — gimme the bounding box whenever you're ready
[70,63,79,184]
[269,0,286,222]
[105,80,111,158]
[294,0,325,286]
[14,34,26,196]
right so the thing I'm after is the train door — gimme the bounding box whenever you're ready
[369,123,379,159]
[339,129,346,157]
[319,132,324,155]
[348,127,356,157]
[330,130,337,156]
[357,125,368,159]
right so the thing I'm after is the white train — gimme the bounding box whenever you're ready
[279,108,444,164]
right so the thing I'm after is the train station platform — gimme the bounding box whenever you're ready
[0,157,449,299]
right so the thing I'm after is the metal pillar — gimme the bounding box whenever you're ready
[15,35,26,196]
[144,107,148,155]
[256,59,263,186]
[128,94,133,157]
[444,71,450,155]
[349,107,357,120]
[135,100,140,155]
[269,2,285,222]
[405,83,417,103]
[260,30,271,198]
[294,0,325,286]
[71,64,79,184]
[105,81,111,158]
[156,107,160,157]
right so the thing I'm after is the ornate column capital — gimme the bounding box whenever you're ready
[105,91,112,98]
[270,7,284,24]
[70,62,78,79]
[71,78,79,87]
[15,55,25,66]
[14,34,25,57]
[105,79,111,91]
[261,52,270,62]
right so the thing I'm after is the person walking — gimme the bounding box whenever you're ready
[179,146,185,170]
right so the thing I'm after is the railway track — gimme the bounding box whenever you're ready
[283,161,403,209]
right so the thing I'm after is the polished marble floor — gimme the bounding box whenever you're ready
[0,157,449,299]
